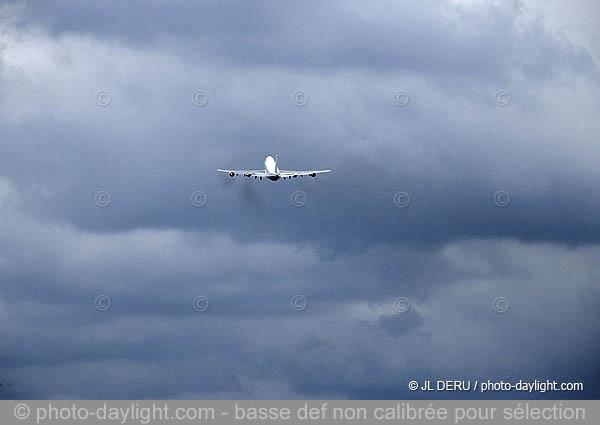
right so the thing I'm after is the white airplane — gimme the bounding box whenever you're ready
[218,155,331,181]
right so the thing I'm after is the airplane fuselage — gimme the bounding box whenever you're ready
[264,155,281,181]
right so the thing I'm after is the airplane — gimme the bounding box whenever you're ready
[218,155,332,181]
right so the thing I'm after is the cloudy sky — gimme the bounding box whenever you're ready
[1,0,599,399]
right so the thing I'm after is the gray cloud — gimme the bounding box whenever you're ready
[0,8,598,252]
[1,189,599,398]
[11,0,595,80]
[378,311,425,336]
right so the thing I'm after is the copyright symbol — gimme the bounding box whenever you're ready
[291,190,307,207]
[493,190,510,208]
[190,191,207,208]
[493,296,509,314]
[393,192,410,208]
[292,90,308,107]
[393,90,409,106]
[95,294,111,312]
[409,381,419,391]
[193,296,209,312]
[95,90,111,107]
[291,295,307,311]
[394,297,410,313]
[494,90,510,107]
[94,190,111,208]
[14,403,30,420]
[192,90,208,107]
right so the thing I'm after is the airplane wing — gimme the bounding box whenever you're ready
[278,169,332,177]
[217,169,268,177]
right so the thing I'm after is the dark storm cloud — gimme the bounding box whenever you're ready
[4,73,600,252]
[0,3,598,251]
[1,203,599,398]
[9,0,594,79]
[1,0,599,251]
[378,311,425,336]
[1,0,600,400]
